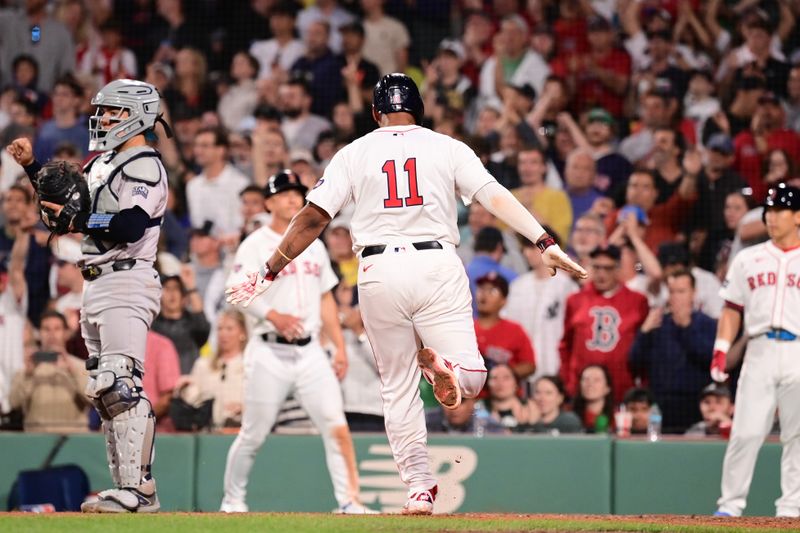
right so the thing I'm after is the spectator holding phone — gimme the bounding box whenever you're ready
[9,311,89,432]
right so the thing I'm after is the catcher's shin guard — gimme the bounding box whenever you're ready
[86,354,156,487]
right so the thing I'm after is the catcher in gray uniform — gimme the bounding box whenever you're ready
[7,79,170,513]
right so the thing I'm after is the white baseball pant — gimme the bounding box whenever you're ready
[357,244,487,494]
[717,336,800,517]
[223,338,354,507]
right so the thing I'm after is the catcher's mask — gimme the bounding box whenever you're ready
[89,79,172,151]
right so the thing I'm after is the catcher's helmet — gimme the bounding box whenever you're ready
[372,73,424,125]
[265,169,308,198]
[89,79,161,151]
[762,183,800,223]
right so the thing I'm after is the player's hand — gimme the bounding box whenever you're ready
[331,348,348,381]
[226,265,275,307]
[267,311,304,340]
[710,349,729,383]
[7,138,34,166]
[541,245,588,279]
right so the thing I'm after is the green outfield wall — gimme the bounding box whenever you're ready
[0,433,782,515]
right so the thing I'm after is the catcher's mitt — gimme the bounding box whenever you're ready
[34,161,90,235]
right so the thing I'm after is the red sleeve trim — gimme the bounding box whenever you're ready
[724,300,744,313]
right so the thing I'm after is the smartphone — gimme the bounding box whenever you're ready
[31,25,40,44]
[33,351,58,364]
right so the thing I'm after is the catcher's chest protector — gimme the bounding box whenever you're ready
[82,146,160,255]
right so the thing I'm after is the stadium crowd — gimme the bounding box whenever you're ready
[0,0,795,439]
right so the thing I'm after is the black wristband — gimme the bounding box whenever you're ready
[536,234,556,253]
[71,212,90,233]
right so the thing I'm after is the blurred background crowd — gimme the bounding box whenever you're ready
[0,0,795,439]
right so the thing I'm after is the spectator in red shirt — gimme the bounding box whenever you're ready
[551,15,631,117]
[606,168,698,253]
[143,330,181,432]
[474,272,536,387]
[559,245,649,403]
[733,91,800,203]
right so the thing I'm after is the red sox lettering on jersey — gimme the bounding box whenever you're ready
[722,241,800,335]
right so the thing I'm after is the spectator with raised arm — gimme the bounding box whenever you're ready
[630,269,716,433]
[485,364,538,430]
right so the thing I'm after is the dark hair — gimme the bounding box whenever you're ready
[762,148,797,183]
[234,51,260,76]
[12,54,38,75]
[7,183,33,203]
[518,144,547,159]
[40,310,68,329]
[197,126,230,149]
[653,126,686,153]
[474,226,505,253]
[622,387,654,406]
[12,95,37,117]
[53,142,79,159]
[667,267,695,288]
[240,184,266,198]
[54,74,84,98]
[629,168,658,187]
[535,375,568,407]
[286,76,311,95]
[572,364,614,432]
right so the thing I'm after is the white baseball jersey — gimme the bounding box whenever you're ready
[721,241,800,336]
[502,271,579,380]
[227,226,338,336]
[306,124,497,252]
[0,284,26,412]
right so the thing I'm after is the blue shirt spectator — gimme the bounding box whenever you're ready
[629,270,716,433]
[465,227,518,313]
[33,76,88,162]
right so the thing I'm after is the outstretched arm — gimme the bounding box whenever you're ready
[226,202,332,306]
[267,202,332,272]
[473,181,588,279]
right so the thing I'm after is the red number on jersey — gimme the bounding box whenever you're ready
[382,158,424,208]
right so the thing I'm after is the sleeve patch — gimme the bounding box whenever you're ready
[132,185,149,199]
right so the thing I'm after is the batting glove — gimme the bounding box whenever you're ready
[710,349,729,383]
[538,235,588,279]
[226,263,277,307]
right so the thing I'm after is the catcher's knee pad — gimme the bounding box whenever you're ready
[104,397,156,488]
[85,354,143,420]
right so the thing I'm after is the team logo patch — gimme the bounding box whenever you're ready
[389,87,404,106]
[312,178,325,190]
[132,185,149,199]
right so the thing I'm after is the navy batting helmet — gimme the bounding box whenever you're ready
[265,169,308,198]
[762,183,800,223]
[372,73,424,125]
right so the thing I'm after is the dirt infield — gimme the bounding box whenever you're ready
[460,513,800,529]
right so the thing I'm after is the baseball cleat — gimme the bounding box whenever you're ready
[333,501,379,514]
[401,485,437,515]
[220,499,249,513]
[417,348,461,410]
[81,486,160,513]
[713,511,732,517]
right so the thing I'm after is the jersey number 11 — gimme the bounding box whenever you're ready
[383,158,423,208]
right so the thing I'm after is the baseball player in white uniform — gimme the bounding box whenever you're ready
[712,183,800,518]
[221,170,372,514]
[8,79,170,513]
[226,73,587,515]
